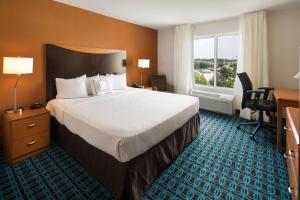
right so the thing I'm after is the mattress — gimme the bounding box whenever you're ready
[46,88,199,162]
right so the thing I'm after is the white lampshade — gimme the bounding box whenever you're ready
[3,57,33,75]
[138,59,150,69]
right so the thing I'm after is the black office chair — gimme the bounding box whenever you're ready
[236,72,276,139]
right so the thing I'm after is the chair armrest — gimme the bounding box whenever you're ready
[246,90,266,95]
[246,90,266,100]
[258,87,274,99]
[258,87,274,90]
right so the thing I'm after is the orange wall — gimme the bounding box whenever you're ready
[0,0,157,123]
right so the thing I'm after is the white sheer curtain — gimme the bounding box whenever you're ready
[173,24,192,95]
[234,11,269,120]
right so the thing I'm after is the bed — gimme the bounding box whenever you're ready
[46,44,200,200]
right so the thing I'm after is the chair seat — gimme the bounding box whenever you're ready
[245,99,276,112]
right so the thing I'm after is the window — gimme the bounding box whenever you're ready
[193,34,239,88]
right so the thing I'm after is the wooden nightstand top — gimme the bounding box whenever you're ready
[4,108,49,122]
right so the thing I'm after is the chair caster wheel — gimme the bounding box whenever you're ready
[237,125,240,129]
[250,135,255,140]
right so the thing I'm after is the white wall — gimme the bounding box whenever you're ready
[268,8,300,89]
[157,27,175,90]
[158,18,239,92]
[193,17,239,36]
[158,7,300,91]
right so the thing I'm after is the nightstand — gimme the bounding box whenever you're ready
[2,108,50,164]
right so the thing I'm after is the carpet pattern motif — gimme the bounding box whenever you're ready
[0,111,290,200]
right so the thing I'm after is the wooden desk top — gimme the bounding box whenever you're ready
[286,107,299,145]
[273,88,299,102]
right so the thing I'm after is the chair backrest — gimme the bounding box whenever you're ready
[237,72,253,109]
[151,75,167,91]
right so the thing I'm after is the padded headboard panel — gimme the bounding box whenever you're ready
[46,44,126,101]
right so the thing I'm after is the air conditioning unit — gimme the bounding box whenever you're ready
[191,90,234,115]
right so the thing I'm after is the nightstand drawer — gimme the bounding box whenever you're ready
[11,114,49,140]
[11,132,49,159]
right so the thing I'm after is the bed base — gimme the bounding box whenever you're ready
[51,113,200,200]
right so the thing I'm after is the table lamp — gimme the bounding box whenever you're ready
[3,57,33,113]
[138,59,150,88]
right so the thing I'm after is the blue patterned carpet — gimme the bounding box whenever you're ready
[0,111,290,200]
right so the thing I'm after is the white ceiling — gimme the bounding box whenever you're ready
[55,0,300,29]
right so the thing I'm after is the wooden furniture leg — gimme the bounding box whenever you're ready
[276,102,282,150]
[271,112,275,125]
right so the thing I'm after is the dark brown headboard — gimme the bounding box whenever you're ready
[46,44,126,101]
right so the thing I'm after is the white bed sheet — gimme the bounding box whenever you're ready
[46,88,199,162]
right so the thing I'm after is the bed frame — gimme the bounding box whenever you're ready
[46,44,200,200]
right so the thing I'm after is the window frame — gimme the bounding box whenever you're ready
[192,32,239,90]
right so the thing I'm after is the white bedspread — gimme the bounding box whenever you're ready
[46,88,199,162]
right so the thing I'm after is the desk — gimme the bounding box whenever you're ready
[273,88,299,150]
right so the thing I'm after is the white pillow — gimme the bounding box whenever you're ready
[86,74,99,95]
[110,73,127,90]
[91,75,112,95]
[87,76,100,96]
[56,75,88,99]
[99,75,113,93]
[103,75,113,91]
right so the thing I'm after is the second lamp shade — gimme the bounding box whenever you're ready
[138,59,150,69]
